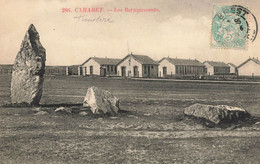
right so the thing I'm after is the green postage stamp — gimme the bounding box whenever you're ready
[211,5,258,49]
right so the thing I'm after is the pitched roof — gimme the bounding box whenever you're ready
[131,54,158,65]
[81,57,121,66]
[238,58,260,68]
[159,58,204,66]
[227,63,237,68]
[117,54,158,65]
[204,61,229,67]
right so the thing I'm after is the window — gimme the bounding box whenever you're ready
[151,66,153,69]
[144,65,147,74]
[111,65,113,72]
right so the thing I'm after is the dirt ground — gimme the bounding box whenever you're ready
[0,75,260,163]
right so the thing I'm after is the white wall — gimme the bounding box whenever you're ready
[204,62,214,75]
[228,64,236,74]
[158,59,175,77]
[117,56,142,77]
[238,60,260,76]
[81,59,100,75]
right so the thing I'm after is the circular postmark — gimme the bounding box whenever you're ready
[211,5,258,49]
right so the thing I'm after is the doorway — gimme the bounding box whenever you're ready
[147,66,151,77]
[90,66,93,75]
[163,67,167,77]
[121,67,126,77]
[100,68,106,77]
[133,66,138,77]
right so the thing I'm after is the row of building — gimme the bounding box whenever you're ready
[1,54,260,77]
[72,53,260,77]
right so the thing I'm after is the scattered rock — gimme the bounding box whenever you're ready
[34,111,48,115]
[79,111,88,116]
[144,113,152,116]
[55,107,65,112]
[11,24,46,106]
[255,122,260,125]
[55,107,72,113]
[184,103,250,124]
[110,117,118,119]
[83,86,119,114]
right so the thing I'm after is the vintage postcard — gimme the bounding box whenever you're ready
[0,0,259,163]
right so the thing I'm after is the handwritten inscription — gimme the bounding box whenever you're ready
[63,7,160,23]
[74,15,113,23]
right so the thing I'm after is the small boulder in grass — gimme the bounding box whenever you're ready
[184,103,250,125]
[79,111,88,116]
[55,107,72,113]
[83,86,119,115]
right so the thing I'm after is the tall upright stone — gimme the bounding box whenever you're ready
[11,24,46,106]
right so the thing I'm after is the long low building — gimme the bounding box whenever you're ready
[158,58,205,77]
[80,57,121,76]
[203,61,230,75]
[116,53,159,78]
[238,57,260,76]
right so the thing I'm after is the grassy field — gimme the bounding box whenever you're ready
[0,75,260,163]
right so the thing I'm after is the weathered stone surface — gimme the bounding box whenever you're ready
[83,86,119,114]
[184,103,250,124]
[55,107,72,113]
[79,111,88,116]
[11,24,46,106]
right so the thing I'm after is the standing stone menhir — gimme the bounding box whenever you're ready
[11,24,46,106]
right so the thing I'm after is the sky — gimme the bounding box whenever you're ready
[0,0,260,66]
